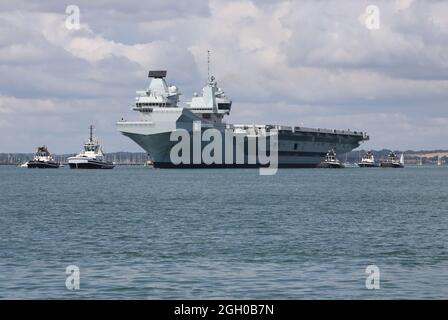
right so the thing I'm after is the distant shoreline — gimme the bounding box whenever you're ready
[1,149,446,166]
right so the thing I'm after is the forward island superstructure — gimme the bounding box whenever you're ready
[117,71,369,168]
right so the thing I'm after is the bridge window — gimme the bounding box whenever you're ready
[218,103,231,110]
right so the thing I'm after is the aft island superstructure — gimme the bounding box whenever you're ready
[117,71,369,168]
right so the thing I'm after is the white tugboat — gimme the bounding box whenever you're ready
[27,146,60,168]
[357,151,377,167]
[68,125,114,169]
[319,149,344,168]
[380,152,404,168]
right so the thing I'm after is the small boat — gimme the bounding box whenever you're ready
[342,153,357,167]
[320,149,344,168]
[68,125,115,169]
[437,155,442,166]
[417,157,423,166]
[380,152,404,168]
[27,146,60,168]
[357,151,377,167]
[343,162,358,168]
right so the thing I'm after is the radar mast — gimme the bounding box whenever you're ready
[207,49,211,82]
[89,125,93,142]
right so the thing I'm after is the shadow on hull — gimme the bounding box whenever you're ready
[153,162,318,169]
[318,163,345,169]
[27,161,60,169]
[357,163,378,168]
[380,163,404,168]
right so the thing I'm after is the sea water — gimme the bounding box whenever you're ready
[0,165,447,299]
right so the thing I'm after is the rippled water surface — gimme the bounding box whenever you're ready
[0,165,447,299]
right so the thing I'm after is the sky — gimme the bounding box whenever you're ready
[0,0,447,153]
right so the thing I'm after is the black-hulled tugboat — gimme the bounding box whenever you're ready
[380,152,404,168]
[27,146,60,168]
[68,125,114,169]
[357,151,377,167]
[319,149,344,168]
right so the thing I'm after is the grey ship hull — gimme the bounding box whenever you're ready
[120,128,366,168]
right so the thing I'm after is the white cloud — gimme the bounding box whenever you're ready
[0,0,447,151]
[395,0,414,12]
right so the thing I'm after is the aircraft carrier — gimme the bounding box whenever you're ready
[116,70,369,168]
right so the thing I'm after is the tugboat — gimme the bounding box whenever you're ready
[27,146,60,168]
[319,149,344,168]
[380,152,404,168]
[357,151,377,167]
[68,125,115,169]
